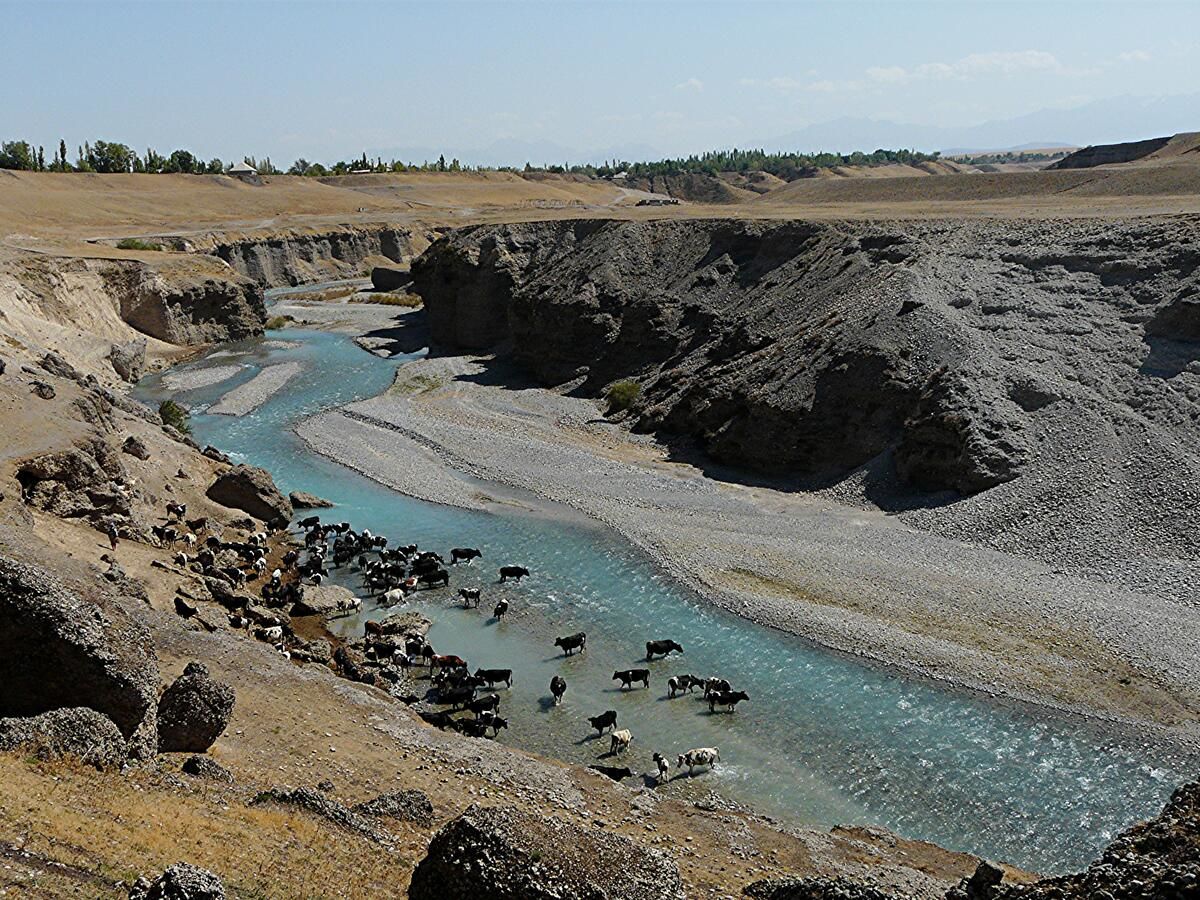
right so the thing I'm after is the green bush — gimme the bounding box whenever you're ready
[605,379,641,413]
[159,399,191,434]
[115,238,163,252]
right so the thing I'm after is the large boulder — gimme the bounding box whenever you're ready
[205,464,292,523]
[0,707,127,769]
[128,863,225,900]
[408,804,684,900]
[0,555,158,759]
[110,338,148,383]
[156,662,235,753]
[371,265,412,293]
[290,582,357,618]
[288,490,333,509]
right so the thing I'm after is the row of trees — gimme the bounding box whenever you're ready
[0,138,267,175]
[2,138,940,183]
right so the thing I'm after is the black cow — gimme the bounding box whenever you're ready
[554,632,587,656]
[457,718,490,738]
[466,694,501,716]
[474,668,513,688]
[645,639,684,661]
[708,689,750,713]
[493,598,509,620]
[499,565,530,583]
[419,568,450,588]
[451,547,482,564]
[588,710,617,735]
[550,675,567,706]
[438,684,476,709]
[589,764,634,782]
[298,515,321,529]
[613,669,650,690]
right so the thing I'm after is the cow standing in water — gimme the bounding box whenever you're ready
[499,565,530,583]
[550,675,567,706]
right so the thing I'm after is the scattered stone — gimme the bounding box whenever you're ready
[316,779,334,793]
[205,464,292,523]
[251,787,389,843]
[128,863,225,900]
[0,707,127,769]
[743,876,902,899]
[408,804,684,900]
[156,662,235,753]
[181,754,234,783]
[109,338,147,383]
[31,380,56,399]
[289,490,334,509]
[354,789,434,827]
[39,350,79,381]
[201,445,231,464]
[122,435,151,460]
[0,555,158,758]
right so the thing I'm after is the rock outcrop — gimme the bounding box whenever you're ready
[0,555,158,758]
[408,804,684,900]
[991,780,1200,899]
[16,438,133,524]
[353,789,434,827]
[743,876,902,900]
[208,225,427,287]
[156,662,235,753]
[0,707,127,769]
[251,787,389,843]
[128,863,225,900]
[412,217,1200,599]
[205,464,292,523]
[181,754,234,783]
[109,338,147,383]
[104,266,265,345]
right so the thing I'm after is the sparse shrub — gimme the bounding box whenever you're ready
[115,238,163,252]
[265,315,292,330]
[354,292,423,308]
[606,379,640,413]
[159,399,191,434]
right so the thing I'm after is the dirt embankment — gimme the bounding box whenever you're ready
[412,217,1200,607]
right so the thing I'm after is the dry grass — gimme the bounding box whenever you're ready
[0,755,414,898]
[353,291,422,308]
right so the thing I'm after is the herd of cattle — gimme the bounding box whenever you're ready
[300,514,749,783]
[160,505,746,785]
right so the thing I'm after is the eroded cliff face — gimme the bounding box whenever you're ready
[204,224,433,287]
[0,252,265,378]
[413,217,1200,590]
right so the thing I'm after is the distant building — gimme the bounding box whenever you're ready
[227,161,261,184]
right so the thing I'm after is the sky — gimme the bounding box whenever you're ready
[1,0,1197,166]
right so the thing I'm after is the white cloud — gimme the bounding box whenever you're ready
[869,50,1066,85]
[740,76,804,92]
[675,77,704,92]
[1118,49,1152,63]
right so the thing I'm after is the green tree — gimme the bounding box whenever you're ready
[57,139,69,171]
[0,141,37,170]
[205,158,224,174]
[165,149,199,173]
[87,140,135,173]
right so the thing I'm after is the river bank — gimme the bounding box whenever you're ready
[290,306,1200,751]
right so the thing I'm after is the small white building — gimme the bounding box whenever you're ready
[228,161,261,183]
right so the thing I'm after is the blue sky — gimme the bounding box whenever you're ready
[2,0,1197,165]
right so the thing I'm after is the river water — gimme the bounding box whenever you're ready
[136,310,1196,875]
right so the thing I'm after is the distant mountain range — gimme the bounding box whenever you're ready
[760,93,1199,156]
[366,93,1198,169]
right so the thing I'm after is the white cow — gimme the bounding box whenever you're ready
[677,747,720,774]
[609,728,633,755]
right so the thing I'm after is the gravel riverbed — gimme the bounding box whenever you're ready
[294,351,1200,748]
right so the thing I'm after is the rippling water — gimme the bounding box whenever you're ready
[137,322,1196,874]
